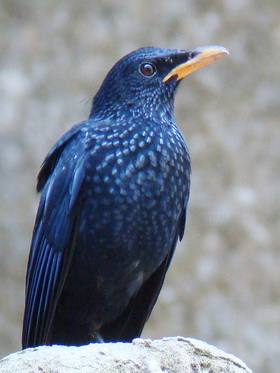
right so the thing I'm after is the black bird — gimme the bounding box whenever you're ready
[22,45,228,348]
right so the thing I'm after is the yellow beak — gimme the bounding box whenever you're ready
[162,46,229,83]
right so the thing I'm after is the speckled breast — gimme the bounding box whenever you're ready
[77,118,191,280]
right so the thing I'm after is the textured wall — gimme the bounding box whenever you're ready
[0,1,279,372]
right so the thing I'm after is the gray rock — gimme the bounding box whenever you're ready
[0,337,252,373]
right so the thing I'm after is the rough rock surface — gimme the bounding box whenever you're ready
[0,337,252,373]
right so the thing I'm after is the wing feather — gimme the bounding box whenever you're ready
[22,123,87,348]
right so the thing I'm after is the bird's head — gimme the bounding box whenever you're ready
[90,46,228,121]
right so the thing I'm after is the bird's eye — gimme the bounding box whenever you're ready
[139,63,156,77]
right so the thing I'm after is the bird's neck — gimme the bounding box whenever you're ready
[89,96,175,123]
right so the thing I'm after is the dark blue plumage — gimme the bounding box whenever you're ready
[22,45,228,348]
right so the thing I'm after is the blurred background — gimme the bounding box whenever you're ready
[0,0,279,372]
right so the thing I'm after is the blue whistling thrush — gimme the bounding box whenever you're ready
[22,46,228,348]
